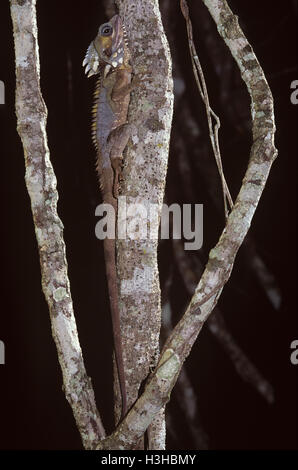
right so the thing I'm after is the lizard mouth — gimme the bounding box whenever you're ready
[111,15,122,55]
[108,16,125,69]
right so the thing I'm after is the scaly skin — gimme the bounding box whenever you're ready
[83,15,132,421]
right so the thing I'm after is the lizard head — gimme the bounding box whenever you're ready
[83,15,128,78]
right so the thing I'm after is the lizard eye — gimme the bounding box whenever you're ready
[100,24,113,36]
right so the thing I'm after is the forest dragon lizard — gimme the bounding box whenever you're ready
[83,14,132,420]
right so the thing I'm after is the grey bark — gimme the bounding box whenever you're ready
[10,0,105,449]
[114,0,173,449]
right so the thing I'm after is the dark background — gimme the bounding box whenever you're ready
[0,0,297,450]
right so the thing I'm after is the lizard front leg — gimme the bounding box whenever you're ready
[112,75,140,103]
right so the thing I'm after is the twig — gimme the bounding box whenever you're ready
[243,239,281,310]
[208,313,274,403]
[180,0,234,220]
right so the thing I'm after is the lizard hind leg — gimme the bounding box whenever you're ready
[107,123,131,198]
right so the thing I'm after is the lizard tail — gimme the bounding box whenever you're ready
[103,235,128,422]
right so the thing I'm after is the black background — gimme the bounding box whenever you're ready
[0,0,297,450]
